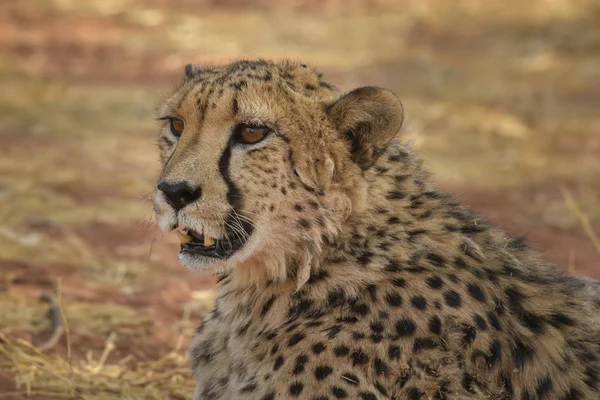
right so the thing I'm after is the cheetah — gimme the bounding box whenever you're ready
[152,59,600,400]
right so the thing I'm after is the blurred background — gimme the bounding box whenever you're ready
[0,0,599,398]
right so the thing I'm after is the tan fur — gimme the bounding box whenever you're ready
[153,60,600,400]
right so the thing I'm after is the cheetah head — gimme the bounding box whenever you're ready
[153,60,403,286]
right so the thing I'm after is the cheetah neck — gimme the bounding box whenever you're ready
[214,142,482,329]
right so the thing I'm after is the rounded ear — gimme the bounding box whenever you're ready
[326,86,404,169]
[184,64,203,80]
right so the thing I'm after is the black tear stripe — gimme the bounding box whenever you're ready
[218,137,254,249]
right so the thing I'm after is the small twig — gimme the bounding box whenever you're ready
[560,186,600,254]
[87,332,117,375]
[568,250,576,274]
[37,292,64,352]
[56,278,77,396]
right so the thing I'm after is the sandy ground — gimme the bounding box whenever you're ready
[0,0,599,398]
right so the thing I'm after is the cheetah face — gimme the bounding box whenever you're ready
[153,60,403,283]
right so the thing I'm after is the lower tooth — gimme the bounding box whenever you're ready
[204,236,215,247]
[176,230,192,243]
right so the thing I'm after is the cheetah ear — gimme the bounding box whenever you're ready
[327,86,404,170]
[184,64,203,80]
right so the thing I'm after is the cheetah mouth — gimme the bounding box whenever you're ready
[174,218,253,260]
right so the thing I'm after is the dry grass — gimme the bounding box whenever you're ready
[0,333,194,399]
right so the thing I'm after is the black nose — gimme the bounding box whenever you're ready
[157,181,202,211]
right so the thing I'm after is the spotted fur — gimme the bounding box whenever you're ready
[153,60,600,400]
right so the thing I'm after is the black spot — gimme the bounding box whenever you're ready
[240,383,256,393]
[273,356,284,371]
[411,296,427,311]
[428,316,442,335]
[315,365,333,380]
[357,252,374,265]
[486,340,502,367]
[467,283,487,302]
[351,350,369,366]
[328,289,345,306]
[288,332,306,346]
[336,316,358,324]
[374,357,392,376]
[370,334,383,343]
[562,388,583,400]
[334,345,349,357]
[352,331,366,340]
[264,331,277,340]
[425,253,446,267]
[308,269,329,284]
[385,292,403,307]
[474,314,488,330]
[391,277,406,287]
[387,191,407,199]
[312,342,327,354]
[292,354,308,375]
[426,276,444,289]
[413,337,437,352]
[407,229,428,240]
[445,224,460,232]
[487,311,502,330]
[370,321,384,334]
[237,321,251,336]
[298,218,311,229]
[294,203,303,211]
[584,366,599,390]
[462,373,477,393]
[387,216,401,224]
[261,393,275,400]
[460,222,487,234]
[270,343,279,356]
[327,325,342,338]
[512,338,535,368]
[308,200,319,209]
[289,381,304,396]
[395,319,416,337]
[407,387,423,400]
[385,259,400,272]
[463,325,477,346]
[444,290,462,308]
[507,236,529,250]
[232,98,239,114]
[332,387,348,398]
[366,284,378,302]
[520,312,546,334]
[389,154,406,162]
[350,301,370,316]
[261,295,276,316]
[548,312,575,328]
[536,377,553,397]
[505,287,524,311]
[388,345,401,361]
[361,392,379,400]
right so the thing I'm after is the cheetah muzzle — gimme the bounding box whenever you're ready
[153,59,600,400]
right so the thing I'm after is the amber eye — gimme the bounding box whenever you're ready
[238,125,270,144]
[169,118,184,137]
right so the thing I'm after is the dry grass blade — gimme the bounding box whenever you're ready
[560,186,600,254]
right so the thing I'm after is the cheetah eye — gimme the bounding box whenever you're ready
[169,118,185,137]
[236,124,270,145]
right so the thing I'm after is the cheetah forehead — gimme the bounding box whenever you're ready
[157,59,340,118]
